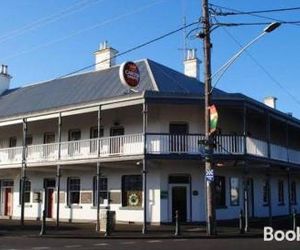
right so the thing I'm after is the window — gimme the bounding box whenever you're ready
[263,179,270,206]
[19,179,31,204]
[90,127,104,138]
[9,137,17,147]
[230,177,239,206]
[25,135,33,145]
[68,130,81,155]
[169,123,188,152]
[215,176,226,207]
[67,178,80,205]
[8,137,17,160]
[122,175,142,207]
[93,177,108,206]
[278,180,284,205]
[68,129,81,141]
[168,175,190,184]
[90,127,104,153]
[291,181,297,205]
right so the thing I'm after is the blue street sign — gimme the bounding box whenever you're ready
[206,169,214,182]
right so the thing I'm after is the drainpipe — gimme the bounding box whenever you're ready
[96,105,102,232]
[142,102,148,234]
[20,118,27,226]
[56,113,62,228]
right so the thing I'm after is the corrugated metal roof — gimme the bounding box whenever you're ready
[0,59,227,119]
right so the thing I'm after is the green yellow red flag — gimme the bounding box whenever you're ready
[209,104,218,134]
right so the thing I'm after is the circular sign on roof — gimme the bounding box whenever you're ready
[119,61,140,89]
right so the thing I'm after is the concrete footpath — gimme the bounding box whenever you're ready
[0,216,296,239]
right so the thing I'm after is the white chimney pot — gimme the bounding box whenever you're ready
[264,96,277,109]
[94,41,118,71]
[0,65,11,95]
[183,49,200,79]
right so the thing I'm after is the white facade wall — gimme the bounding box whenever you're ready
[1,162,300,223]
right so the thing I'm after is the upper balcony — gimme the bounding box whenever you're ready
[0,133,300,167]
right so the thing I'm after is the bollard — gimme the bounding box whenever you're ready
[105,210,110,237]
[175,210,181,236]
[239,209,244,234]
[293,208,297,231]
[39,210,46,236]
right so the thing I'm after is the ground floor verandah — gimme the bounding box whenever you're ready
[0,159,300,224]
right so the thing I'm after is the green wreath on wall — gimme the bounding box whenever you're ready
[128,193,140,206]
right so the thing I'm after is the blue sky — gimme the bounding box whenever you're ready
[0,0,300,117]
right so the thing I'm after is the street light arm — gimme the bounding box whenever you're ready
[210,32,266,93]
[210,22,280,93]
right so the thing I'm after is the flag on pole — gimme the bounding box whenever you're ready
[209,104,218,134]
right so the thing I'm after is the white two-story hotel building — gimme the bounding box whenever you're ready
[0,42,299,227]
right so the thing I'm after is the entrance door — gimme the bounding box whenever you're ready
[4,188,12,216]
[110,127,124,154]
[169,123,188,153]
[46,189,54,218]
[171,186,187,222]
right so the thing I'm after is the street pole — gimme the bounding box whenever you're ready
[202,0,216,235]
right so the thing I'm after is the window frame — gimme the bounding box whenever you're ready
[263,179,270,206]
[121,175,142,207]
[67,177,81,206]
[214,176,226,208]
[278,180,285,205]
[229,177,240,206]
[291,181,297,205]
[92,176,108,206]
[19,179,31,204]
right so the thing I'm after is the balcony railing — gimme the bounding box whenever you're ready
[1,134,300,166]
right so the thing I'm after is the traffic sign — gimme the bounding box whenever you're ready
[206,169,214,182]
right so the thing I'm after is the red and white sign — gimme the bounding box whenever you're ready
[119,61,140,88]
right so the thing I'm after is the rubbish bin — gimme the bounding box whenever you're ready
[100,210,116,233]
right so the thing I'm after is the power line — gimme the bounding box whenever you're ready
[0,0,104,44]
[2,1,163,61]
[214,21,300,27]
[211,5,300,16]
[209,3,300,27]
[212,19,300,108]
[58,20,199,79]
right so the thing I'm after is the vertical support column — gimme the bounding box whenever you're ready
[243,162,249,232]
[267,170,272,226]
[266,114,271,158]
[56,113,62,228]
[142,102,148,234]
[286,121,289,162]
[287,168,292,215]
[20,118,27,226]
[96,105,102,232]
[243,104,247,154]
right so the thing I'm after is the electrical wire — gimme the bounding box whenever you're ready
[58,20,199,79]
[211,5,300,16]
[212,19,300,108]
[209,3,300,27]
[0,0,104,44]
[2,1,163,61]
